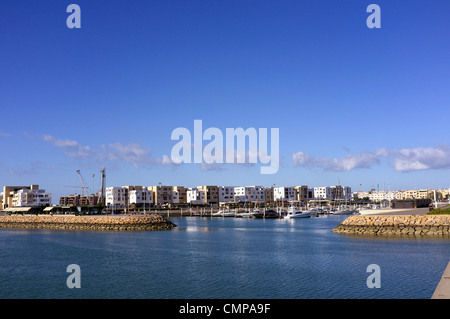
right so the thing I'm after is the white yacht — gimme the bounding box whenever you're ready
[236,211,254,218]
[212,210,235,217]
[284,205,311,219]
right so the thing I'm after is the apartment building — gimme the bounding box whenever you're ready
[12,187,51,207]
[196,186,219,205]
[186,188,205,204]
[173,186,187,204]
[60,194,98,206]
[368,191,396,202]
[218,186,235,203]
[2,185,51,209]
[105,187,128,207]
[294,185,309,204]
[395,189,429,200]
[313,187,332,200]
[352,191,370,200]
[234,186,265,203]
[264,187,274,204]
[129,189,153,206]
[313,186,352,201]
[273,187,296,202]
[150,185,173,205]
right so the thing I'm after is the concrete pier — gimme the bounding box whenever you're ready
[432,262,450,299]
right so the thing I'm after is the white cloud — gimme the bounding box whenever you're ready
[381,145,450,172]
[200,162,223,171]
[43,135,94,159]
[292,151,379,172]
[41,134,179,169]
[107,142,153,168]
[293,144,450,172]
[8,161,55,176]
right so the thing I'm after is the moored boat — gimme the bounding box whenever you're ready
[284,204,311,219]
[251,209,281,219]
[236,211,254,218]
[211,210,235,217]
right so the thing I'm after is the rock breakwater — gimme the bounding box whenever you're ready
[0,214,176,231]
[332,215,450,236]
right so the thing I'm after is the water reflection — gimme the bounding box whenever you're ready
[173,226,216,232]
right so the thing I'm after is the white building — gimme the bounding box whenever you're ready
[313,187,333,200]
[129,189,153,205]
[218,186,235,203]
[105,187,127,207]
[172,190,180,204]
[12,188,51,207]
[273,187,296,202]
[234,186,265,203]
[186,188,205,204]
[369,191,395,202]
[313,186,352,201]
[352,191,370,200]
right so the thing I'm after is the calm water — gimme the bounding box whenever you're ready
[1,215,449,299]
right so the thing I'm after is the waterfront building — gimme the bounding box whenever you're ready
[129,189,153,206]
[150,185,173,205]
[294,185,309,204]
[273,187,296,202]
[313,187,333,200]
[2,185,51,209]
[186,188,205,204]
[173,186,187,204]
[368,191,396,202]
[59,194,98,206]
[352,191,371,200]
[172,189,180,204]
[330,185,352,200]
[105,187,128,208]
[234,186,265,203]
[12,187,51,207]
[395,189,430,200]
[313,186,352,201]
[343,186,352,200]
[197,186,219,205]
[218,186,235,203]
[264,187,274,204]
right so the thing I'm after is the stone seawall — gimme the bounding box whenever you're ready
[0,215,176,231]
[332,215,450,236]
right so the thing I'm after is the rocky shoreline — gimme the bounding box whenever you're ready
[0,214,176,231]
[332,215,450,236]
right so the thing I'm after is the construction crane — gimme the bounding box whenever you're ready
[76,170,89,196]
[64,185,86,195]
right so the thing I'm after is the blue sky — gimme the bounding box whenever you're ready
[1,0,449,202]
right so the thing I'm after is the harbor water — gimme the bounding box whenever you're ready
[1,215,449,299]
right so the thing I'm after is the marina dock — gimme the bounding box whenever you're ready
[432,262,450,299]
